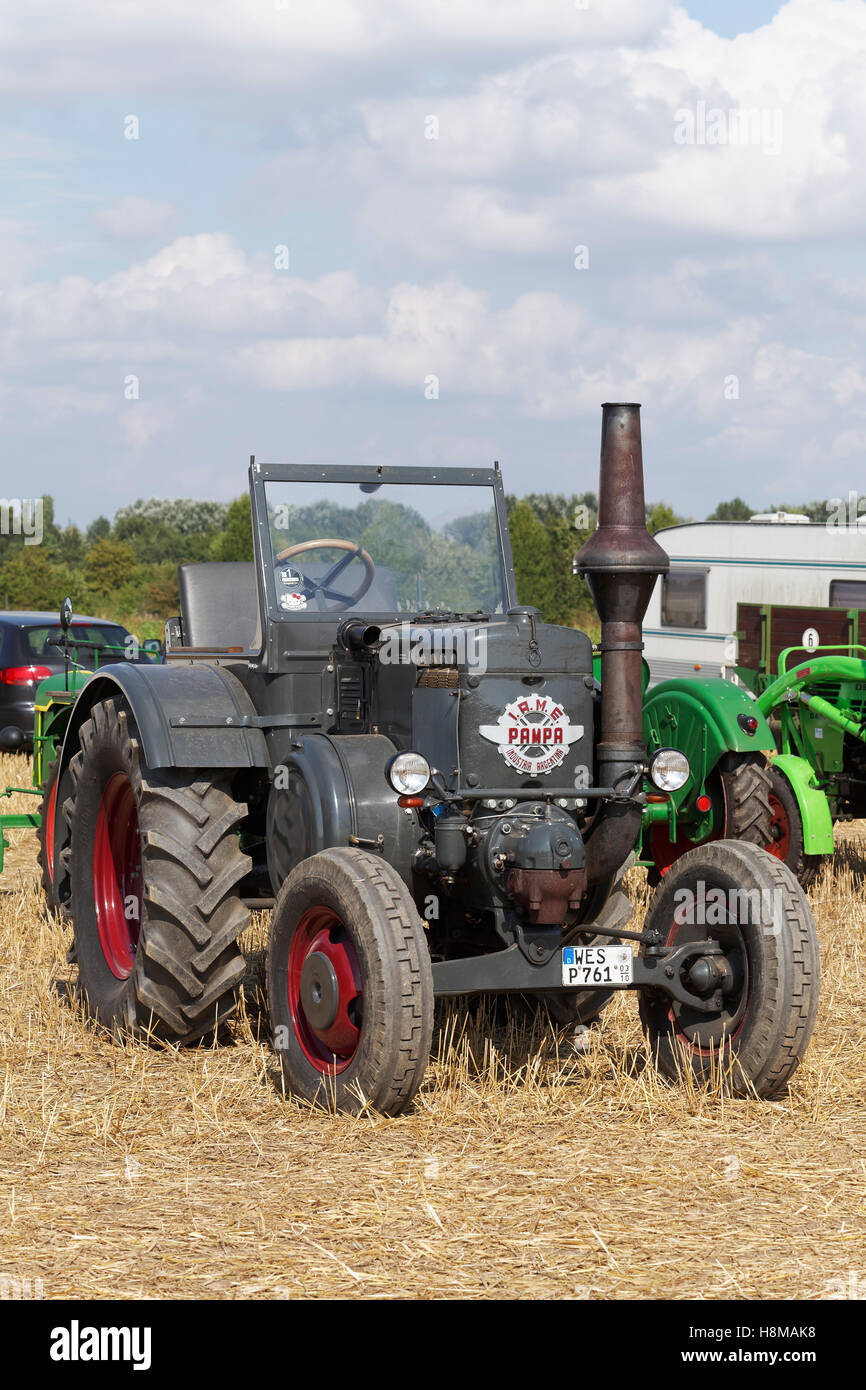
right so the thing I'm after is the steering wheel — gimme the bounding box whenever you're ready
[274,537,376,612]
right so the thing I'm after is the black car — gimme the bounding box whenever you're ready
[0,611,153,752]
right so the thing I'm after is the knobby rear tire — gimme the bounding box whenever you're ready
[66,696,251,1042]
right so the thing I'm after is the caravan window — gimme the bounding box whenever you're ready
[829,580,866,610]
[661,569,707,629]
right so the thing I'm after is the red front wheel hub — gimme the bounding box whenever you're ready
[93,773,142,979]
[288,907,362,1072]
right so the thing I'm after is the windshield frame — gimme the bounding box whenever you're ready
[249,461,517,626]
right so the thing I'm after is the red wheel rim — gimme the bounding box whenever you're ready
[767,793,790,862]
[93,773,142,979]
[45,776,57,881]
[287,907,362,1073]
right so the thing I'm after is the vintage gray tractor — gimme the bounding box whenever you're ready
[48,404,820,1112]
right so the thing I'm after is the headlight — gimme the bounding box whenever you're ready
[649,748,690,792]
[387,752,431,796]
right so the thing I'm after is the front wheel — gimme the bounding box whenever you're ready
[638,840,820,1098]
[766,764,831,888]
[267,848,434,1115]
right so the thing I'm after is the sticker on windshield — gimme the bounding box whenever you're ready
[279,568,302,587]
[279,592,307,611]
[479,696,583,775]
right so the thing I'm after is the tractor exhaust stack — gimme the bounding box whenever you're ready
[576,403,669,883]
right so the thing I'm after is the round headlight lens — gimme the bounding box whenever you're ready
[649,748,690,792]
[388,752,431,796]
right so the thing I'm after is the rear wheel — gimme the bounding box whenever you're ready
[268,848,434,1115]
[66,697,251,1041]
[639,840,820,1098]
[766,764,830,888]
[649,752,773,878]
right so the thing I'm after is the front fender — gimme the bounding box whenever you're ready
[770,753,835,855]
[643,678,775,811]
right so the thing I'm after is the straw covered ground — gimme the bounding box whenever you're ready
[1,749,864,1301]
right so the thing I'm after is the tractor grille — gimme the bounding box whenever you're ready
[338,667,367,727]
[417,666,458,688]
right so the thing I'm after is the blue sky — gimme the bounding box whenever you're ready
[685,2,784,36]
[0,1,863,529]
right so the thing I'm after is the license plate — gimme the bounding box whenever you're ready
[561,945,633,988]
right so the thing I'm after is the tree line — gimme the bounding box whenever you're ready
[0,491,843,639]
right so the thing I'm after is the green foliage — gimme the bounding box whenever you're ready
[83,539,136,596]
[706,497,753,522]
[0,550,67,610]
[86,516,111,544]
[114,497,229,535]
[646,501,686,535]
[505,493,595,627]
[211,495,254,562]
[141,563,180,616]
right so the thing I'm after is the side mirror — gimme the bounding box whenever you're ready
[60,597,73,631]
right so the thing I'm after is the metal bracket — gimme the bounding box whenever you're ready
[348,833,384,855]
[169,714,322,729]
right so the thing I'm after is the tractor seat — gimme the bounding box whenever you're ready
[177,562,262,652]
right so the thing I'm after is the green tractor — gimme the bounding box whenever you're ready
[0,603,161,901]
[588,653,830,887]
[638,673,832,884]
[729,600,866,883]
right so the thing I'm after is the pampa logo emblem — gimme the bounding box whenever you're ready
[479,696,583,775]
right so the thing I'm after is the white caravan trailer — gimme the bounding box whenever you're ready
[642,520,866,684]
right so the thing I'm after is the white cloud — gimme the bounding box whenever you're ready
[92,196,177,240]
[297,0,866,258]
[1,2,865,522]
[0,2,672,97]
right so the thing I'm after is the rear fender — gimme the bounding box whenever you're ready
[51,663,269,907]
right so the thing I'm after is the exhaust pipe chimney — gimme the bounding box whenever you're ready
[575,403,669,882]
